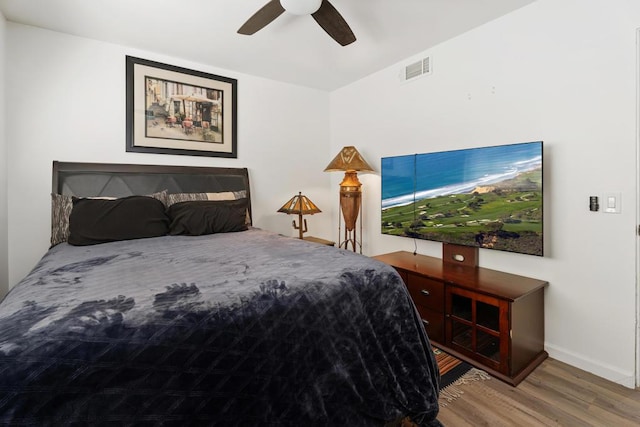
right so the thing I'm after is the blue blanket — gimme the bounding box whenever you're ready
[0,228,440,426]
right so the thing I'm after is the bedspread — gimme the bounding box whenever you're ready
[0,228,440,426]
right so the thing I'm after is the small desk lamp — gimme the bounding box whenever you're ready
[324,146,374,252]
[277,192,321,239]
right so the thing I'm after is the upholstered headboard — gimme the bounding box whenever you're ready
[52,161,252,225]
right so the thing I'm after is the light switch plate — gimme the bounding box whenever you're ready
[603,192,622,214]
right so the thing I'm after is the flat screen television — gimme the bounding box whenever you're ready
[381,141,543,256]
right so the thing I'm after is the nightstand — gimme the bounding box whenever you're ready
[303,236,335,246]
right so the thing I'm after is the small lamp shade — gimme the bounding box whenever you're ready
[278,192,321,239]
[278,192,322,215]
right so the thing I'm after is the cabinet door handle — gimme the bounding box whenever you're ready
[422,319,430,326]
[420,289,430,296]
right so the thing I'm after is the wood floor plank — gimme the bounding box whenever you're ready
[465,382,559,426]
[512,377,627,426]
[528,360,640,425]
[440,378,578,426]
[543,359,640,410]
[437,358,640,426]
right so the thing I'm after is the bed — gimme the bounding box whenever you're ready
[0,161,441,426]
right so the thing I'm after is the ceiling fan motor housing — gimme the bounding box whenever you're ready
[280,0,322,15]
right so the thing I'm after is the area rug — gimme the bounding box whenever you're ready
[433,347,491,406]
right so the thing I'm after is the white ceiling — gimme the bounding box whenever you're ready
[0,0,535,91]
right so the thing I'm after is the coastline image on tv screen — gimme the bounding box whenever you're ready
[381,141,543,256]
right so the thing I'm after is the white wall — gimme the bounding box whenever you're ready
[331,0,639,387]
[5,23,335,287]
[0,11,7,298]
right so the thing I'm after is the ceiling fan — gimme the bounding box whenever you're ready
[237,0,356,46]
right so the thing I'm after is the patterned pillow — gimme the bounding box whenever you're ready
[51,193,74,247]
[50,190,168,247]
[166,190,247,206]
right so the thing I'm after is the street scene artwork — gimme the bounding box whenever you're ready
[126,56,237,158]
[145,78,223,144]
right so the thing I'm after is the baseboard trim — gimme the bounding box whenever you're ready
[546,343,635,388]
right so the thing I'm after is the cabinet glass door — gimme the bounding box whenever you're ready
[476,301,500,361]
[446,287,508,373]
[450,293,472,350]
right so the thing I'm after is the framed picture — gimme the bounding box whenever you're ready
[126,56,237,158]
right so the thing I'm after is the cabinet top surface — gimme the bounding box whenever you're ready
[373,251,547,301]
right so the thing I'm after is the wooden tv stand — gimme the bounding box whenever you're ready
[373,250,548,386]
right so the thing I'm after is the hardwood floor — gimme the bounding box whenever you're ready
[437,358,640,426]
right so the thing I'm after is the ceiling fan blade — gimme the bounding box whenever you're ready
[311,0,356,46]
[238,0,285,35]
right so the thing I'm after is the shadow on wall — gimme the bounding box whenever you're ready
[0,267,8,300]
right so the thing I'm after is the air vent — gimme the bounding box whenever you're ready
[422,56,431,74]
[401,56,432,83]
[405,61,423,80]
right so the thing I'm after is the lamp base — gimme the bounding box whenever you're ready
[337,170,363,253]
[293,216,308,239]
[338,234,361,252]
[337,191,363,254]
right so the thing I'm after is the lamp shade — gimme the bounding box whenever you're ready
[277,192,321,215]
[324,146,374,172]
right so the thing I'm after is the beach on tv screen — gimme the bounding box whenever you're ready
[381,141,543,256]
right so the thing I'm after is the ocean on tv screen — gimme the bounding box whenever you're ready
[381,141,543,256]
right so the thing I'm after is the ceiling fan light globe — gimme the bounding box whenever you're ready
[280,0,322,15]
